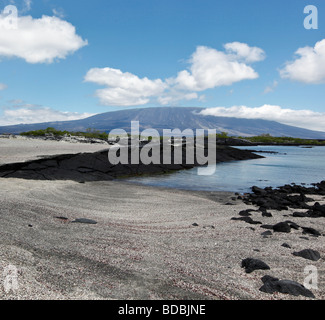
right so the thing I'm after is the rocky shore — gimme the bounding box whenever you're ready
[230,181,325,298]
[0,140,263,182]
[0,137,324,300]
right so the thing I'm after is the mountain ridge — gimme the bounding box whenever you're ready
[0,107,325,139]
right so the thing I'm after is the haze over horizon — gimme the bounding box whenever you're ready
[0,0,324,132]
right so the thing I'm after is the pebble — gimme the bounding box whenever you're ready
[71,218,98,225]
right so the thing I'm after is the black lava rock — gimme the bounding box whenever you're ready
[292,249,321,261]
[55,216,69,221]
[293,212,309,218]
[302,227,321,237]
[241,258,270,274]
[261,210,273,218]
[241,181,325,215]
[238,209,256,217]
[259,275,315,298]
[260,224,274,230]
[285,221,300,230]
[72,218,98,225]
[251,186,267,195]
[231,217,262,225]
[272,222,291,233]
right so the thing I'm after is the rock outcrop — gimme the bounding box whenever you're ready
[0,143,263,182]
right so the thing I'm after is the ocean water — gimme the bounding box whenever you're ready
[123,146,325,193]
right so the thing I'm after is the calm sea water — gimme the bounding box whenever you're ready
[123,146,325,193]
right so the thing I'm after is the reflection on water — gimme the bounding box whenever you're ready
[123,146,325,193]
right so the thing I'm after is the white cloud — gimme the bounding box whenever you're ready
[224,42,266,63]
[85,67,168,106]
[85,43,264,107]
[157,91,199,106]
[0,14,88,63]
[0,104,95,125]
[200,105,325,132]
[280,39,325,84]
[171,45,263,91]
[0,83,7,90]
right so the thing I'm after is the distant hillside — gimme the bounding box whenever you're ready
[1,107,325,139]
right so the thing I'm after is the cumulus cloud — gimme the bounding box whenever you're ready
[280,39,325,84]
[157,91,199,106]
[0,104,95,126]
[200,105,325,132]
[171,45,263,92]
[85,67,168,106]
[0,14,88,63]
[85,43,264,107]
[224,42,266,63]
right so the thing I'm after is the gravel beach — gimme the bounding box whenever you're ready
[0,137,324,300]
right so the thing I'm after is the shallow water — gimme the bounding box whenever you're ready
[124,146,325,193]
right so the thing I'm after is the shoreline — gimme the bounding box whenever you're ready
[0,177,324,300]
[0,137,324,300]
[0,138,263,182]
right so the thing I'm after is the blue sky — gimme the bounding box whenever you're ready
[0,0,324,131]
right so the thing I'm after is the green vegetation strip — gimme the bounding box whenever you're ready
[19,128,325,146]
[20,127,109,140]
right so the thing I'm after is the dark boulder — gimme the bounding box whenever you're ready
[262,211,273,217]
[308,203,325,218]
[285,221,300,230]
[241,258,270,274]
[292,249,321,261]
[272,222,291,233]
[238,209,253,217]
[293,211,309,218]
[252,186,267,196]
[302,227,321,237]
[259,275,315,298]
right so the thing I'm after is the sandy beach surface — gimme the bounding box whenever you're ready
[0,137,324,300]
[0,136,108,165]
